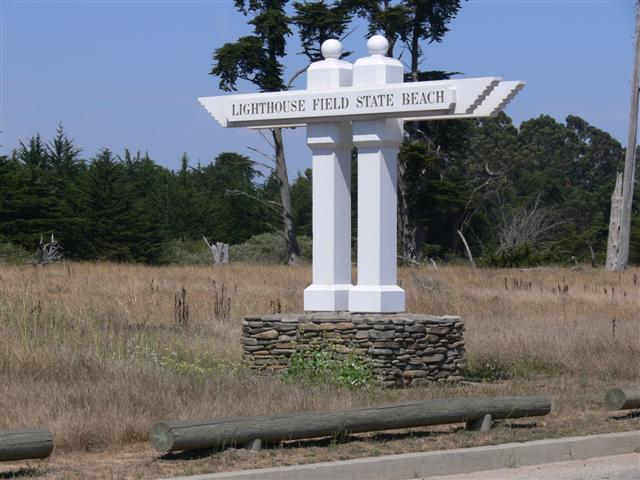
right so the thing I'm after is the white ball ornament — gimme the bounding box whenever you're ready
[321,39,343,60]
[367,35,388,56]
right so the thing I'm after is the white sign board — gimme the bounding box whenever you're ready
[199,77,521,129]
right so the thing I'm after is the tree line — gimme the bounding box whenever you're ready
[1,114,637,266]
[0,125,275,263]
[2,0,637,265]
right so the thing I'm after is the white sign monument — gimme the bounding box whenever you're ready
[200,36,524,314]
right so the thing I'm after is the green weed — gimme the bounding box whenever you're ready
[284,343,378,389]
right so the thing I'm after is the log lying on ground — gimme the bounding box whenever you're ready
[152,395,551,453]
[605,385,640,410]
[0,428,54,462]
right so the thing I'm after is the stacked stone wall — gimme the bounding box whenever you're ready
[242,313,465,387]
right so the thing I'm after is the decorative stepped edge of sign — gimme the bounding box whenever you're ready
[242,313,465,387]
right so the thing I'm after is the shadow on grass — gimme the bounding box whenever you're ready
[610,410,640,420]
[504,421,538,429]
[0,465,49,479]
[160,448,221,461]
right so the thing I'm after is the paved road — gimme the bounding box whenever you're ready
[425,453,640,480]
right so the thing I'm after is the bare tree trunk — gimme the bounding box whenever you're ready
[607,4,639,271]
[456,229,476,269]
[272,128,300,265]
[410,17,420,81]
[397,20,422,264]
[398,158,417,263]
[606,173,624,269]
[588,243,597,268]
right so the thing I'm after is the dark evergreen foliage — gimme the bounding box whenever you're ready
[0,118,636,265]
[292,1,352,61]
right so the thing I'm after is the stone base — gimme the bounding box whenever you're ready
[242,312,465,387]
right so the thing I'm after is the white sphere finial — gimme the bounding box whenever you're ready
[367,35,388,56]
[321,39,342,60]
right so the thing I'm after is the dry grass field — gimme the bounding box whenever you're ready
[0,262,638,479]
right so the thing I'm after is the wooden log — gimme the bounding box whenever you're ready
[604,385,640,410]
[0,428,54,462]
[151,395,551,453]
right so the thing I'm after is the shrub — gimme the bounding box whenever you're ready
[230,232,311,264]
[0,242,33,265]
[164,234,312,265]
[481,244,544,268]
[163,239,212,265]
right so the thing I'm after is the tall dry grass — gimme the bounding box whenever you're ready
[0,262,638,453]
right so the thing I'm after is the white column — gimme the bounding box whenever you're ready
[304,40,353,311]
[349,36,405,313]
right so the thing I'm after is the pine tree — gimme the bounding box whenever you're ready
[47,123,82,178]
[291,168,312,237]
[121,150,172,263]
[197,152,266,244]
[0,154,18,244]
[82,149,135,261]
[4,134,78,254]
[167,152,206,240]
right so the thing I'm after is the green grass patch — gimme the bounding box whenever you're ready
[284,343,378,390]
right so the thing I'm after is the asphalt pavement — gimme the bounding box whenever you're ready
[425,453,640,480]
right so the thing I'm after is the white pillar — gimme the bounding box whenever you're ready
[304,40,353,311]
[349,36,405,313]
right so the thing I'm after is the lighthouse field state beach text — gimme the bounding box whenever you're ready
[222,82,456,126]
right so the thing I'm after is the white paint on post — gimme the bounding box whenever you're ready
[349,36,405,313]
[304,40,354,311]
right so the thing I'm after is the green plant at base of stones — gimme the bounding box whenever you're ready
[284,343,378,390]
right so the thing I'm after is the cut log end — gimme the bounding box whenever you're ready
[150,422,174,453]
[604,385,640,411]
[605,388,626,410]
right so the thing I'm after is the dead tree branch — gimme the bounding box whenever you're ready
[202,236,229,265]
[34,234,63,266]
